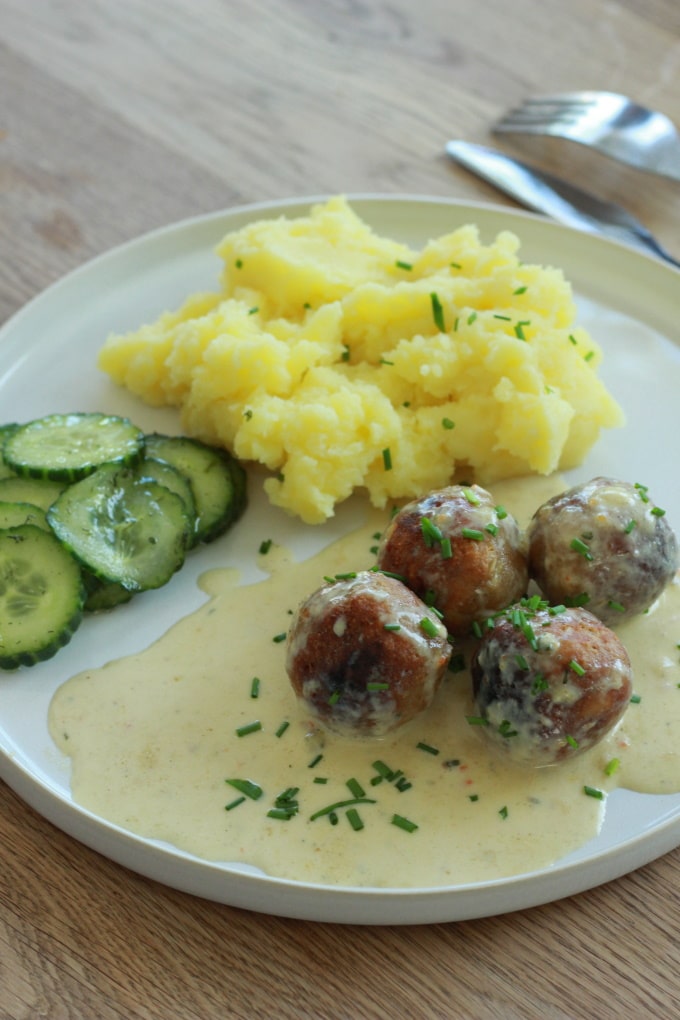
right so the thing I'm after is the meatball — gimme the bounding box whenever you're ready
[527,477,678,625]
[470,602,633,766]
[285,570,451,736]
[377,484,528,637]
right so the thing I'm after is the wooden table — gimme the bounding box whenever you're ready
[1,2,679,1016]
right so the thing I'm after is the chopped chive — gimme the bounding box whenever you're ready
[569,659,586,676]
[367,681,390,691]
[225,778,263,800]
[634,482,650,503]
[584,350,595,362]
[466,715,489,726]
[382,447,393,471]
[329,812,339,825]
[420,617,440,638]
[372,760,395,780]
[498,720,518,737]
[346,778,366,798]
[383,623,401,632]
[467,311,477,325]
[513,285,527,295]
[440,536,453,558]
[651,506,666,517]
[565,734,580,749]
[565,591,590,608]
[442,417,455,430]
[584,785,604,800]
[236,721,262,737]
[392,814,418,833]
[267,807,295,820]
[630,693,642,704]
[625,520,637,535]
[346,808,364,831]
[341,345,350,362]
[421,517,443,546]
[313,776,328,785]
[225,796,246,811]
[569,333,578,345]
[607,600,626,613]
[499,806,509,819]
[395,777,412,792]
[515,654,529,670]
[380,357,394,366]
[495,504,508,519]
[334,571,357,580]
[531,674,549,694]
[259,538,272,554]
[570,537,593,560]
[450,261,462,269]
[430,292,445,331]
[395,259,413,270]
[272,632,287,643]
[235,258,243,268]
[275,720,290,738]
[308,753,324,768]
[604,758,620,776]
[328,690,342,705]
[248,306,259,315]
[461,527,485,541]
[493,314,512,321]
[250,676,260,698]
[514,321,529,340]
[417,741,439,755]
[468,794,479,802]
[485,522,499,536]
[310,797,376,821]
[463,487,481,505]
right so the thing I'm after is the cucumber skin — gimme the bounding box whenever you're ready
[0,525,85,670]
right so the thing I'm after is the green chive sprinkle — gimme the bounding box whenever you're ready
[235,258,243,268]
[421,517,443,546]
[625,520,637,535]
[313,776,328,784]
[367,681,390,692]
[417,741,439,755]
[275,721,290,738]
[495,505,508,519]
[450,261,462,269]
[392,814,418,833]
[346,808,364,831]
[466,715,489,726]
[635,482,650,503]
[630,693,642,704]
[565,735,580,749]
[463,487,481,505]
[236,721,262,737]
[651,506,666,517]
[607,600,626,613]
[584,786,604,800]
[250,676,260,698]
[513,285,527,295]
[248,306,259,315]
[604,758,620,777]
[383,623,401,633]
[440,536,453,559]
[570,537,593,560]
[346,778,366,798]
[341,345,350,362]
[310,797,376,821]
[499,806,509,819]
[420,617,440,638]
[569,659,586,676]
[259,539,272,554]
[493,314,512,321]
[430,292,445,331]
[225,778,263,800]
[382,447,392,471]
[461,527,485,541]
[469,794,479,802]
[272,632,287,643]
[308,754,324,769]
[498,720,518,737]
[485,522,499,536]
[328,690,342,705]
[395,260,413,270]
[467,311,477,325]
[267,807,295,821]
[225,797,246,811]
[442,417,455,429]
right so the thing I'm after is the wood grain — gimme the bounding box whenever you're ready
[1,1,679,1017]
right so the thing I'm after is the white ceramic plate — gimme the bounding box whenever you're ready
[1,196,679,925]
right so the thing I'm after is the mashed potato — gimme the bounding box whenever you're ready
[99,196,623,523]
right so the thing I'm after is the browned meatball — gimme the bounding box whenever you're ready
[470,601,633,766]
[376,485,528,637]
[527,477,678,625]
[286,570,451,736]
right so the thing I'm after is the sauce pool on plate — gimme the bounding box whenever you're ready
[48,477,680,888]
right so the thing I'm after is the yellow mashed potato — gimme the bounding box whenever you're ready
[99,196,623,523]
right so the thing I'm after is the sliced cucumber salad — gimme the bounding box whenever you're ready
[0,412,247,670]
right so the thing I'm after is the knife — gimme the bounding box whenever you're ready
[445,140,680,269]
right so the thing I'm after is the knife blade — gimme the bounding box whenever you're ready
[445,140,680,268]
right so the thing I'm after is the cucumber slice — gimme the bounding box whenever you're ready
[4,412,144,482]
[47,464,192,591]
[0,424,19,481]
[82,572,134,613]
[0,501,50,531]
[135,458,197,526]
[143,434,246,544]
[0,476,67,512]
[0,524,85,670]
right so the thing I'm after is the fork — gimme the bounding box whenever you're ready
[493,91,680,182]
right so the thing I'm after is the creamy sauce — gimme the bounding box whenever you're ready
[48,477,680,888]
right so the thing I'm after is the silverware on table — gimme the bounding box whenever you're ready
[492,91,680,182]
[445,139,680,268]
